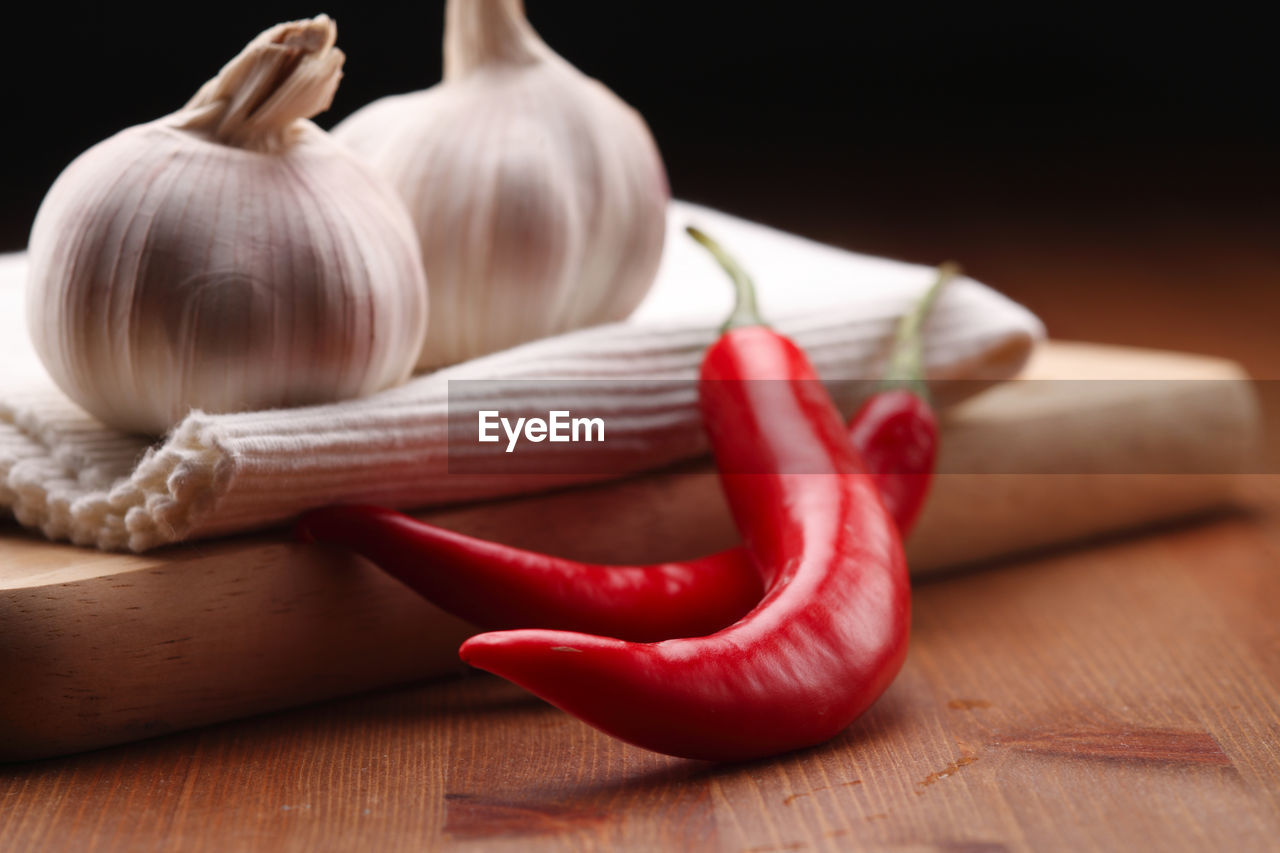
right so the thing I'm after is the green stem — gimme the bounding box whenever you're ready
[686,226,766,332]
[882,262,961,399]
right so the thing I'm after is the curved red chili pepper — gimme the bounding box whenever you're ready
[297,505,760,642]
[850,390,938,535]
[293,404,920,642]
[850,259,953,535]
[295,266,951,644]
[454,228,912,761]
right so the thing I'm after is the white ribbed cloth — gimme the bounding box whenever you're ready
[1,201,1045,551]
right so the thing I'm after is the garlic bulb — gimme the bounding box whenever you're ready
[333,0,668,369]
[25,16,429,436]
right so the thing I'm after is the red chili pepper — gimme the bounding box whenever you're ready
[452,227,912,761]
[848,260,953,534]
[297,506,761,642]
[296,263,951,644]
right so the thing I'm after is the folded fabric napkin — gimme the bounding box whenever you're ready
[0,201,1045,551]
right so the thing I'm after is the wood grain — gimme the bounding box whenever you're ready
[0,342,1260,761]
[3,205,1279,851]
[2,500,1278,852]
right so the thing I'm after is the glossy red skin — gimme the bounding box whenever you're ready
[294,386,933,643]
[848,389,939,536]
[457,326,912,761]
[296,505,763,643]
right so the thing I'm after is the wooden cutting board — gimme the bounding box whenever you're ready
[0,341,1259,761]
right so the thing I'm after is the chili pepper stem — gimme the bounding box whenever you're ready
[686,225,766,332]
[881,262,960,400]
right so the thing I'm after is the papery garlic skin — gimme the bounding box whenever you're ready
[25,16,428,435]
[333,0,668,369]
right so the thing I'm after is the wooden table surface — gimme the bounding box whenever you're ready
[4,200,1279,852]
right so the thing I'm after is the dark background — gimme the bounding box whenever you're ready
[3,2,1277,363]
